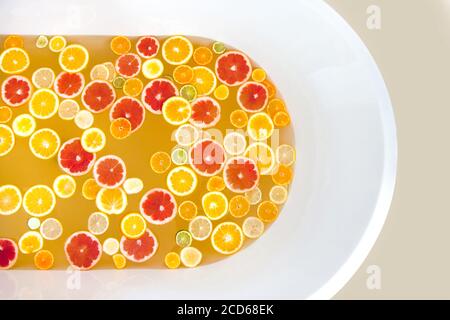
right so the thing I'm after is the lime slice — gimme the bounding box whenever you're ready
[36,35,48,48]
[212,42,226,54]
[180,84,197,102]
[112,76,125,89]
[175,230,192,248]
[171,147,188,165]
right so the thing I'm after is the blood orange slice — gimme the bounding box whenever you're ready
[115,53,141,78]
[93,155,127,189]
[120,228,158,263]
[109,96,145,132]
[1,75,32,107]
[237,81,268,113]
[140,188,177,225]
[54,72,85,99]
[141,78,178,114]
[223,156,260,193]
[64,231,102,270]
[189,139,225,177]
[136,36,160,59]
[0,238,18,270]
[82,80,116,113]
[215,51,252,86]
[58,138,96,176]
[189,97,221,128]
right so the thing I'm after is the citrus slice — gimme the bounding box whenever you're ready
[162,36,193,65]
[120,228,158,262]
[110,118,132,140]
[257,200,279,222]
[82,80,116,113]
[58,138,96,176]
[90,64,110,81]
[88,212,110,235]
[93,155,127,189]
[142,58,164,79]
[1,75,32,107]
[23,185,56,217]
[273,111,291,127]
[215,51,251,86]
[180,246,202,268]
[237,82,268,113]
[245,187,262,205]
[103,62,116,82]
[267,98,286,118]
[150,151,171,174]
[0,48,30,74]
[223,132,247,156]
[136,36,160,58]
[202,191,228,220]
[189,216,213,241]
[4,35,24,49]
[123,178,144,195]
[189,139,225,177]
[206,176,226,192]
[29,128,60,159]
[167,166,198,197]
[140,188,177,225]
[247,112,274,141]
[173,65,194,84]
[49,36,66,52]
[113,253,127,269]
[40,218,63,240]
[110,36,131,55]
[171,147,188,165]
[191,66,216,96]
[229,195,250,218]
[269,185,288,204]
[53,174,76,198]
[271,164,293,186]
[189,97,221,128]
[252,68,266,82]
[244,142,275,175]
[109,96,145,132]
[212,42,226,54]
[12,114,36,137]
[174,125,198,147]
[32,67,55,89]
[123,78,143,97]
[276,144,296,166]
[0,238,18,269]
[121,213,146,239]
[74,109,94,129]
[81,127,106,153]
[211,222,244,255]
[162,96,191,126]
[64,231,102,270]
[242,217,264,239]
[0,106,12,123]
[18,231,43,254]
[0,185,22,215]
[223,156,260,193]
[81,178,101,200]
[28,217,41,230]
[165,252,181,269]
[264,80,277,98]
[213,84,229,101]
[59,44,89,73]
[115,53,141,78]
[193,47,213,65]
[141,78,178,114]
[96,188,127,215]
[229,109,248,128]
[0,124,14,156]
[178,200,198,221]
[175,230,192,248]
[103,238,120,256]
[36,35,49,49]
[54,72,85,98]
[180,84,197,102]
[29,89,59,119]
[34,250,54,270]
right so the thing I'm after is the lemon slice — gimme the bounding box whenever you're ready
[40,218,63,240]
[180,246,202,268]
[88,212,110,235]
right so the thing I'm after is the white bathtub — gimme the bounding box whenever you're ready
[0,0,397,299]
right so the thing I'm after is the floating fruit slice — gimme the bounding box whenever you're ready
[273,111,291,127]
[96,188,127,215]
[19,231,43,254]
[142,58,164,79]
[189,97,221,128]
[0,124,14,156]
[140,188,177,225]
[34,250,54,270]
[88,212,110,235]
[4,35,24,49]
[171,147,188,165]
[150,151,171,174]
[173,65,194,84]
[223,132,247,155]
[81,127,106,153]
[193,47,213,65]
[0,185,22,215]
[23,185,56,217]
[215,51,251,86]
[252,68,266,82]
[229,109,248,129]
[32,67,55,89]
[247,112,274,141]
[110,96,145,131]
[112,76,125,89]
[211,222,244,255]
[175,124,199,146]
[1,75,32,107]
[178,200,197,221]
[141,78,178,114]
[94,155,127,189]
[0,238,18,269]
[223,156,259,193]
[242,217,264,239]
[74,109,94,129]
[103,238,120,256]
[213,84,229,101]
[267,98,286,118]
[191,66,216,96]
[136,36,160,58]
[244,142,275,175]
[229,195,250,218]
[269,185,288,204]
[36,35,49,49]
[29,128,60,159]
[271,164,293,186]
[180,246,202,268]
[276,144,296,166]
[110,118,132,140]
[189,216,213,241]
[120,228,158,262]
[90,64,110,81]
[81,178,101,200]
[207,176,226,192]
[54,72,85,98]
[82,80,116,113]
[28,217,40,230]
[212,42,226,54]
[175,230,192,248]
[64,231,102,270]
[257,201,279,222]
[162,96,191,126]
[40,217,63,240]
[167,166,198,197]
[123,178,144,195]
[110,36,131,55]
[115,53,141,78]
[58,138,96,176]
[162,36,193,65]
[59,44,89,73]
[179,84,197,102]
[237,82,268,113]
[53,174,76,198]
[103,62,116,82]
[202,191,228,220]
[245,187,262,205]
[189,139,225,177]
[121,213,146,239]
[165,252,181,269]
[0,106,12,123]
[0,48,29,74]
[123,78,143,97]
[113,253,127,269]
[49,36,66,52]
[29,89,59,119]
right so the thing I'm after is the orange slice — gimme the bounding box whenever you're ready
[211,222,243,255]
[191,66,216,96]
[18,231,43,254]
[206,176,226,192]
[59,44,89,73]
[49,36,66,52]
[180,246,202,268]
[121,213,147,239]
[40,218,63,240]
[4,35,24,49]
[23,185,56,217]
[229,109,248,128]
[178,200,198,221]
[213,84,229,100]
[165,252,181,269]
[81,127,106,153]
[110,118,132,140]
[257,201,279,222]
[29,89,59,119]
[96,187,127,215]
[0,48,30,74]
[29,128,60,159]
[173,65,194,84]
[193,47,213,65]
[252,68,266,82]
[110,36,131,55]
[0,124,15,156]
[0,185,22,216]
[113,253,127,269]
[162,96,191,125]
[34,250,54,270]
[82,178,101,200]
[271,164,293,186]
[150,151,171,174]
[123,78,143,97]
[88,212,110,235]
[247,112,274,141]
[229,195,250,218]
[0,106,12,124]
[273,111,291,127]
[267,98,286,118]
[53,174,76,198]
[162,36,193,65]
[167,166,197,197]
[202,191,228,220]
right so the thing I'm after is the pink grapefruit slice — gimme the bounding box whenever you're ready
[215,51,252,86]
[223,156,260,193]
[54,72,85,99]
[109,96,145,132]
[120,228,158,263]
[0,238,18,270]
[82,80,116,113]
[93,155,127,189]
[140,188,177,225]
[237,81,268,113]
[1,75,32,107]
[189,139,226,177]
[58,138,96,176]
[64,231,102,270]
[141,78,178,114]
[189,97,221,128]
[136,36,160,59]
[115,53,141,78]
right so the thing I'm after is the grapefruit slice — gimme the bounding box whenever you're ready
[141,78,178,114]
[189,97,221,128]
[64,231,102,270]
[115,53,141,78]
[215,51,252,86]
[237,81,268,113]
[109,96,145,132]
[93,155,127,189]
[58,138,96,176]
[120,228,158,263]
[0,238,18,270]
[189,139,226,177]
[54,72,85,99]
[140,188,177,225]
[136,36,160,59]
[1,75,32,107]
[223,156,260,193]
[82,80,116,113]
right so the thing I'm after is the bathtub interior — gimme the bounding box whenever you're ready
[0,0,396,299]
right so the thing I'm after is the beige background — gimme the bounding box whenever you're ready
[325,0,450,299]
